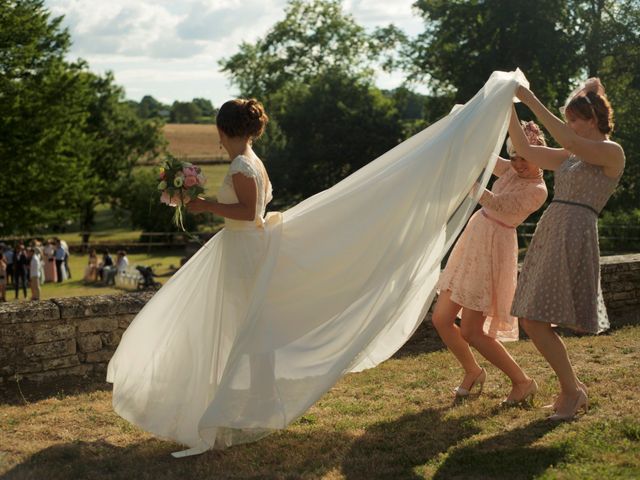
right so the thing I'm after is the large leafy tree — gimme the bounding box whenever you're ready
[220,0,405,204]
[406,0,640,211]
[0,0,163,235]
[405,0,583,105]
[0,0,93,233]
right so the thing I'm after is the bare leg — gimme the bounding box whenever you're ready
[432,291,482,390]
[521,318,583,412]
[460,309,533,400]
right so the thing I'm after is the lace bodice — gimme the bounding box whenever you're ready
[478,159,547,227]
[217,155,273,229]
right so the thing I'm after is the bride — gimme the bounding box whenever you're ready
[107,70,529,456]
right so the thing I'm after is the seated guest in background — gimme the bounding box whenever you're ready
[116,250,129,274]
[98,249,114,282]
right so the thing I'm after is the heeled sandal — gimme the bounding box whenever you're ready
[501,379,538,407]
[454,368,487,398]
[548,388,589,421]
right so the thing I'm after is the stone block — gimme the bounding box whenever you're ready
[42,355,80,371]
[0,301,60,325]
[33,324,75,343]
[118,316,135,329]
[612,291,636,301]
[77,317,118,333]
[77,334,103,353]
[23,338,76,360]
[86,350,116,363]
[16,361,44,374]
[102,331,122,347]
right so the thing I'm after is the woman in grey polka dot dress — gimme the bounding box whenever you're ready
[508,78,625,421]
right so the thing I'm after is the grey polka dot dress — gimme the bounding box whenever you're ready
[511,155,622,333]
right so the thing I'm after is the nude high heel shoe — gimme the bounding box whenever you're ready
[543,381,588,411]
[548,388,589,421]
[501,379,538,407]
[454,368,486,398]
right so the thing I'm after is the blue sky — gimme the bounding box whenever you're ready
[44,0,426,107]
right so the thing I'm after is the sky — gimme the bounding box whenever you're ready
[44,0,426,107]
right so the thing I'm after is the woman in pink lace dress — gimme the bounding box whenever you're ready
[432,122,548,404]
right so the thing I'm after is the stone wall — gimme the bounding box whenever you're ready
[0,292,154,384]
[1,254,639,384]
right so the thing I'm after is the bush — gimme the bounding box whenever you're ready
[116,168,205,233]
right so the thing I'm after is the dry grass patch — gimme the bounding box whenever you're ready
[1,325,639,479]
[162,124,227,162]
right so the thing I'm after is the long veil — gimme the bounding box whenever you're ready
[107,69,529,455]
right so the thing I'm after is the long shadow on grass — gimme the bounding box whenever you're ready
[342,407,486,479]
[432,418,564,479]
[3,409,485,480]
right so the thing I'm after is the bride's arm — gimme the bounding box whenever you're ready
[187,174,257,221]
[508,105,569,171]
[516,87,625,175]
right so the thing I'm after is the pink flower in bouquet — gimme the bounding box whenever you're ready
[184,175,198,188]
[183,166,198,177]
[197,174,206,185]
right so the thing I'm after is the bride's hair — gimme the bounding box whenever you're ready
[561,78,614,135]
[216,98,269,139]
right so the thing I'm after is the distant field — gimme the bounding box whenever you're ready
[161,124,228,162]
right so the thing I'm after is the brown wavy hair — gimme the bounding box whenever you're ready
[562,78,614,135]
[216,98,269,139]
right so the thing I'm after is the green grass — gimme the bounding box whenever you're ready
[1,324,639,479]
[5,249,184,300]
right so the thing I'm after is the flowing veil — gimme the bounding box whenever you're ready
[107,69,529,455]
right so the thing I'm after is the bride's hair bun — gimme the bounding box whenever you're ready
[216,98,269,139]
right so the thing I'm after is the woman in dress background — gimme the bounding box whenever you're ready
[510,78,625,420]
[43,239,57,283]
[433,122,548,404]
[83,249,99,282]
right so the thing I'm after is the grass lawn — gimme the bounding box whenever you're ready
[4,249,184,301]
[1,324,639,479]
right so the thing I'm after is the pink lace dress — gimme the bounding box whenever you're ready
[437,159,548,340]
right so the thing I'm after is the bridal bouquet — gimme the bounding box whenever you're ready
[157,156,207,230]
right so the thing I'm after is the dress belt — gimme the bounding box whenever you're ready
[481,209,515,229]
[550,199,599,215]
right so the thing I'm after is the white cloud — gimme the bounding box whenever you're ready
[44,0,425,104]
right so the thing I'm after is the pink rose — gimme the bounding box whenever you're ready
[184,175,198,188]
[197,174,206,185]
[183,166,197,177]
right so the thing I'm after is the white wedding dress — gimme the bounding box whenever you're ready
[107,70,528,456]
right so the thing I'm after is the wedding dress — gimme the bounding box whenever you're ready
[107,70,528,456]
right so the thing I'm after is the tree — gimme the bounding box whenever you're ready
[262,71,402,203]
[80,72,165,239]
[170,101,201,123]
[136,95,170,120]
[220,0,405,204]
[0,0,93,233]
[0,0,164,235]
[406,0,640,211]
[405,0,583,106]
